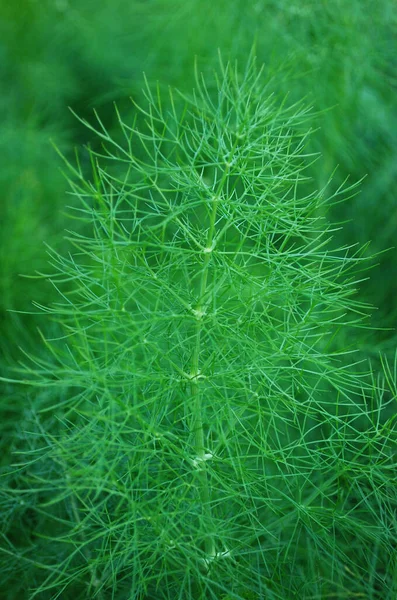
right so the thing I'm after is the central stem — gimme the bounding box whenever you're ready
[190,187,220,559]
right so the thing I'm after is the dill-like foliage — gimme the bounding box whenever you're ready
[1,54,396,600]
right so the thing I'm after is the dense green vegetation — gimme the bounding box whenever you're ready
[0,2,396,598]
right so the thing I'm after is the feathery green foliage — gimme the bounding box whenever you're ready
[1,54,396,599]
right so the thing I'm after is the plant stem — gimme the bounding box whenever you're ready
[190,182,220,560]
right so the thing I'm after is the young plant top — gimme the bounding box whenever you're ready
[1,54,396,600]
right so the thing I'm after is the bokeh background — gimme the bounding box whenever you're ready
[0,0,396,451]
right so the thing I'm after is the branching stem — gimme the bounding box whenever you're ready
[190,160,234,559]
[190,217,217,558]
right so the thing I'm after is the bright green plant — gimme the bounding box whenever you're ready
[1,54,396,600]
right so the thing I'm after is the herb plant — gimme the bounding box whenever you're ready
[1,54,396,600]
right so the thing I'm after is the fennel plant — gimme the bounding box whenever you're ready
[1,54,396,600]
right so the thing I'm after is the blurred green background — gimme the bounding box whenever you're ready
[0,0,396,437]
